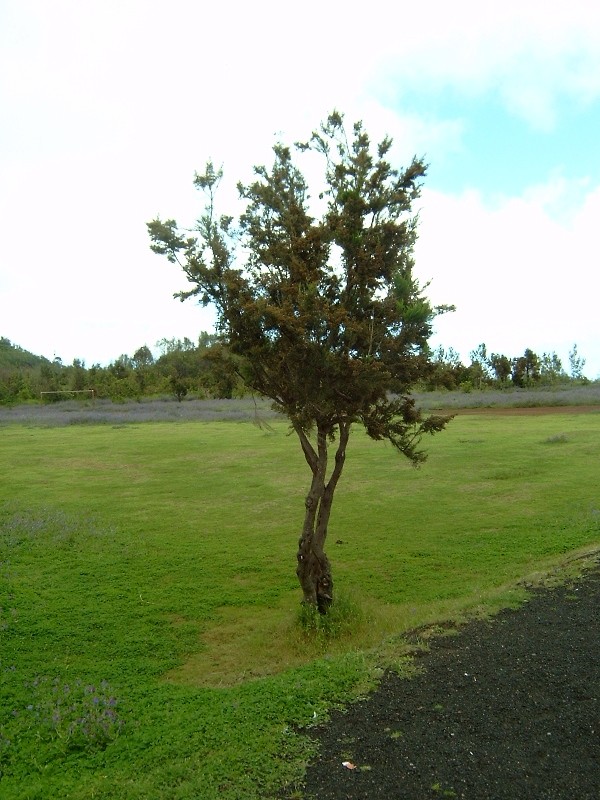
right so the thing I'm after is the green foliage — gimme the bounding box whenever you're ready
[569,343,586,381]
[539,352,566,385]
[512,348,541,387]
[0,333,250,405]
[0,337,51,370]
[132,345,154,369]
[1,332,592,407]
[489,352,512,386]
[426,344,591,392]
[427,346,467,390]
[148,111,451,461]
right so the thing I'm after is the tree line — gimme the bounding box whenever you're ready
[427,342,588,391]
[0,334,590,406]
[0,333,243,405]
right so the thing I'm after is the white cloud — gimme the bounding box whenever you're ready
[415,178,600,377]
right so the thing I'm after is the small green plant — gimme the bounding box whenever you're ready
[431,782,457,797]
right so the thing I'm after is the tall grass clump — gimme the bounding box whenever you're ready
[296,592,366,643]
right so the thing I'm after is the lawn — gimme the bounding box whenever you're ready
[1,409,599,798]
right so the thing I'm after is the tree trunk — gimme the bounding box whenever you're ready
[295,422,349,614]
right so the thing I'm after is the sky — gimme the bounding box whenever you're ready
[1,0,599,378]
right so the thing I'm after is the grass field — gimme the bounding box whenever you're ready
[1,409,599,798]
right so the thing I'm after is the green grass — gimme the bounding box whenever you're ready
[1,413,599,798]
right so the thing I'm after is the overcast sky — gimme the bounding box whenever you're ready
[1,0,599,377]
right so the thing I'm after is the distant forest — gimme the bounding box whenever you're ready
[0,335,592,406]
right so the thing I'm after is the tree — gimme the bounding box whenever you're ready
[40,357,66,397]
[132,345,155,393]
[489,352,512,386]
[539,352,566,385]
[132,345,154,370]
[148,112,451,612]
[512,348,540,387]
[169,373,189,402]
[428,345,465,390]
[155,336,196,356]
[568,343,586,381]
[70,358,87,391]
[468,343,490,389]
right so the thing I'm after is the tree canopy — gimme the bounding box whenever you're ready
[148,112,452,611]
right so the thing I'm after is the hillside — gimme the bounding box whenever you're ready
[0,337,50,369]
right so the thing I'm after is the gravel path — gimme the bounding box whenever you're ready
[300,561,600,800]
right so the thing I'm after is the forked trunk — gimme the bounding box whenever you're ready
[297,490,335,614]
[295,421,349,614]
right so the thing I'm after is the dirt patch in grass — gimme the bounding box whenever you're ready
[453,404,600,416]
[299,558,600,800]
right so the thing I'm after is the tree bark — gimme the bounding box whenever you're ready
[295,421,349,613]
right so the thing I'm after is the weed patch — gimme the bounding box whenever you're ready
[20,677,124,754]
[544,433,569,444]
